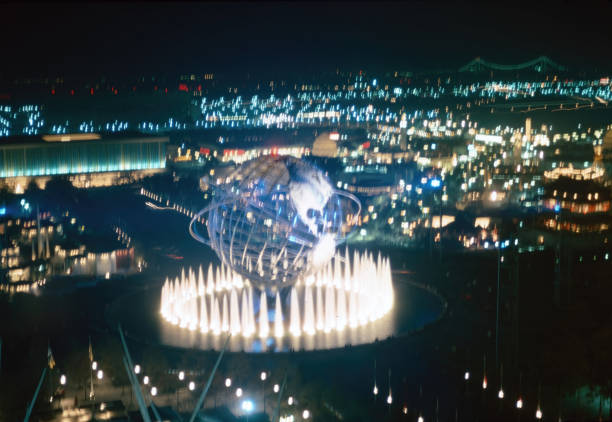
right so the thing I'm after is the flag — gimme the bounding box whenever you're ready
[48,344,55,369]
[88,337,93,362]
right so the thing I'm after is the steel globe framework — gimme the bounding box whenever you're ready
[190,156,361,291]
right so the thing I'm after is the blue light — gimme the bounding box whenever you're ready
[0,207,5,215]
[241,400,254,413]
[430,179,441,188]
[554,203,560,213]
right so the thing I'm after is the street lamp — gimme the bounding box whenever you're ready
[151,386,158,396]
[225,377,232,388]
[178,371,185,381]
[464,371,470,381]
[189,381,195,391]
[482,355,487,390]
[60,374,66,385]
[288,396,294,406]
[241,399,254,412]
[402,406,408,415]
[143,375,150,385]
[498,388,504,399]
[418,416,424,422]
[373,384,379,395]
[134,364,141,374]
[387,369,392,406]
[302,409,310,420]
[92,361,98,370]
[273,384,280,393]
[515,397,523,409]
[236,388,243,398]
[260,371,267,415]
[97,370,103,380]
[242,399,254,422]
[535,407,542,419]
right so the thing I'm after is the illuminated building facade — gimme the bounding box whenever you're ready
[0,133,168,191]
[540,177,611,233]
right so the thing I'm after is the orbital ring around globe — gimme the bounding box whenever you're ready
[188,188,362,291]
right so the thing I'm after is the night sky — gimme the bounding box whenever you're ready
[2,1,611,78]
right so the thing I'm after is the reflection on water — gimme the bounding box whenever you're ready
[108,278,444,353]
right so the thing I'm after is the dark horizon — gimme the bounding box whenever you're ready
[2,1,612,79]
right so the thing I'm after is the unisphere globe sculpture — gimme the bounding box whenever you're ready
[190,156,361,291]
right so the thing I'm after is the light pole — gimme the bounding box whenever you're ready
[90,361,97,400]
[387,369,392,413]
[495,243,501,369]
[224,377,231,408]
[241,399,254,422]
[373,359,378,401]
[260,371,267,415]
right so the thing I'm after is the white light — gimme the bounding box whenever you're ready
[273,384,280,393]
[241,399,254,413]
[498,389,504,399]
[387,394,392,404]
[178,371,185,381]
[97,370,103,380]
[160,251,394,340]
[143,376,149,385]
[403,406,408,415]
[418,416,424,422]
[225,378,232,388]
[189,381,195,391]
[60,374,66,385]
[151,386,158,396]
[92,361,98,370]
[536,408,542,419]
[236,388,243,397]
[464,371,470,380]
[134,364,141,374]
[302,410,310,419]
[260,371,267,381]
[288,396,294,405]
[516,398,523,409]
[373,385,378,395]
[482,378,487,390]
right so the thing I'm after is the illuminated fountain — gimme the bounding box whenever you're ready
[160,248,393,342]
[154,156,404,351]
